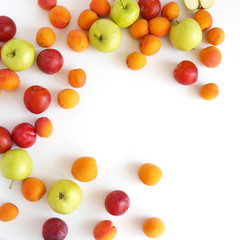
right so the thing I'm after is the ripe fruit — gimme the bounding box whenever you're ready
[129,19,149,39]
[93,220,117,240]
[71,156,98,182]
[200,83,219,100]
[200,46,222,68]
[0,203,18,222]
[0,126,13,154]
[36,27,55,48]
[12,123,37,148]
[90,0,111,17]
[35,117,53,138]
[149,17,170,37]
[193,9,213,31]
[161,1,180,22]
[57,88,80,109]
[21,177,46,202]
[140,35,161,56]
[105,190,130,216]
[67,29,89,52]
[142,217,165,238]
[126,52,147,70]
[38,0,57,10]
[42,218,68,240]
[206,27,225,46]
[0,69,20,91]
[78,9,98,31]
[24,85,51,114]
[68,68,86,88]
[138,163,162,186]
[0,16,16,42]
[49,5,71,28]
[138,0,161,19]
[173,60,198,85]
[37,49,63,74]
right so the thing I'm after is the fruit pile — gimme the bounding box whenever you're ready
[0,0,224,239]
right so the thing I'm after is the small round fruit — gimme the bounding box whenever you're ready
[0,203,18,222]
[193,9,213,31]
[149,17,170,37]
[206,27,225,46]
[0,126,13,154]
[42,217,68,240]
[138,163,162,186]
[90,0,111,17]
[140,35,161,56]
[78,9,98,31]
[38,0,57,10]
[200,46,222,68]
[67,29,89,52]
[49,5,71,29]
[71,156,98,182]
[105,190,130,216]
[0,16,16,42]
[129,19,149,39]
[126,52,147,70]
[21,177,46,202]
[68,68,86,88]
[173,60,198,85]
[142,217,165,238]
[200,83,219,100]
[0,69,20,91]
[161,1,180,21]
[138,0,161,19]
[35,117,53,138]
[57,88,79,109]
[36,27,55,48]
[93,220,117,240]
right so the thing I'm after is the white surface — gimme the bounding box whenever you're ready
[0,0,240,239]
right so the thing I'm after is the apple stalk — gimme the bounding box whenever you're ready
[9,180,14,189]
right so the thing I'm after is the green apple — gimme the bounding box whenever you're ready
[89,19,122,53]
[183,0,199,11]
[110,0,140,28]
[47,179,82,214]
[0,149,33,188]
[1,38,35,72]
[169,18,202,51]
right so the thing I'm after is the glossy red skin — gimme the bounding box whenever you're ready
[105,190,130,216]
[42,218,68,240]
[37,49,64,74]
[0,126,13,153]
[12,123,36,148]
[38,0,57,10]
[173,60,198,85]
[138,0,161,19]
[24,85,51,114]
[0,16,16,42]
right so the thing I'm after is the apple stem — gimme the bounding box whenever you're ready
[120,0,126,9]
[9,180,14,189]
[6,52,16,58]
[173,19,180,24]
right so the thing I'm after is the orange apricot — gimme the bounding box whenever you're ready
[193,9,213,31]
[138,163,162,186]
[90,0,110,17]
[38,0,56,10]
[126,52,147,70]
[149,17,170,37]
[68,68,86,88]
[129,19,149,39]
[93,220,117,240]
[0,203,19,222]
[21,177,46,202]
[57,88,79,109]
[67,29,89,52]
[140,35,161,56]
[71,156,98,182]
[161,1,180,21]
[200,46,222,68]
[0,69,20,91]
[35,117,53,138]
[200,83,219,100]
[142,217,165,238]
[49,5,71,29]
[36,27,55,48]
[78,9,98,31]
[206,27,225,46]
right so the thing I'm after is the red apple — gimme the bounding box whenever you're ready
[37,49,63,74]
[38,0,57,10]
[0,16,16,42]
[173,60,198,85]
[105,190,130,216]
[24,85,51,114]
[138,0,161,19]
[12,123,36,148]
[0,126,13,153]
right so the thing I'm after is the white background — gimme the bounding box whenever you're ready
[0,0,240,239]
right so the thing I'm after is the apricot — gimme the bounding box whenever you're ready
[161,1,180,21]
[68,68,86,88]
[71,156,98,182]
[140,35,161,56]
[21,177,46,202]
[57,88,79,109]
[206,27,225,46]
[67,29,89,52]
[142,217,165,238]
[0,203,19,222]
[38,0,56,10]
[36,27,55,48]
[0,69,20,91]
[149,17,170,37]
[49,5,71,29]
[35,117,53,138]
[200,46,222,68]
[138,163,162,186]
[90,0,110,17]
[93,220,117,240]
[129,19,149,39]
[78,9,98,31]
[193,9,213,31]
[126,52,147,70]
[200,83,219,100]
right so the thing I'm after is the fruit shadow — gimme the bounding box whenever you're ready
[157,59,177,85]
